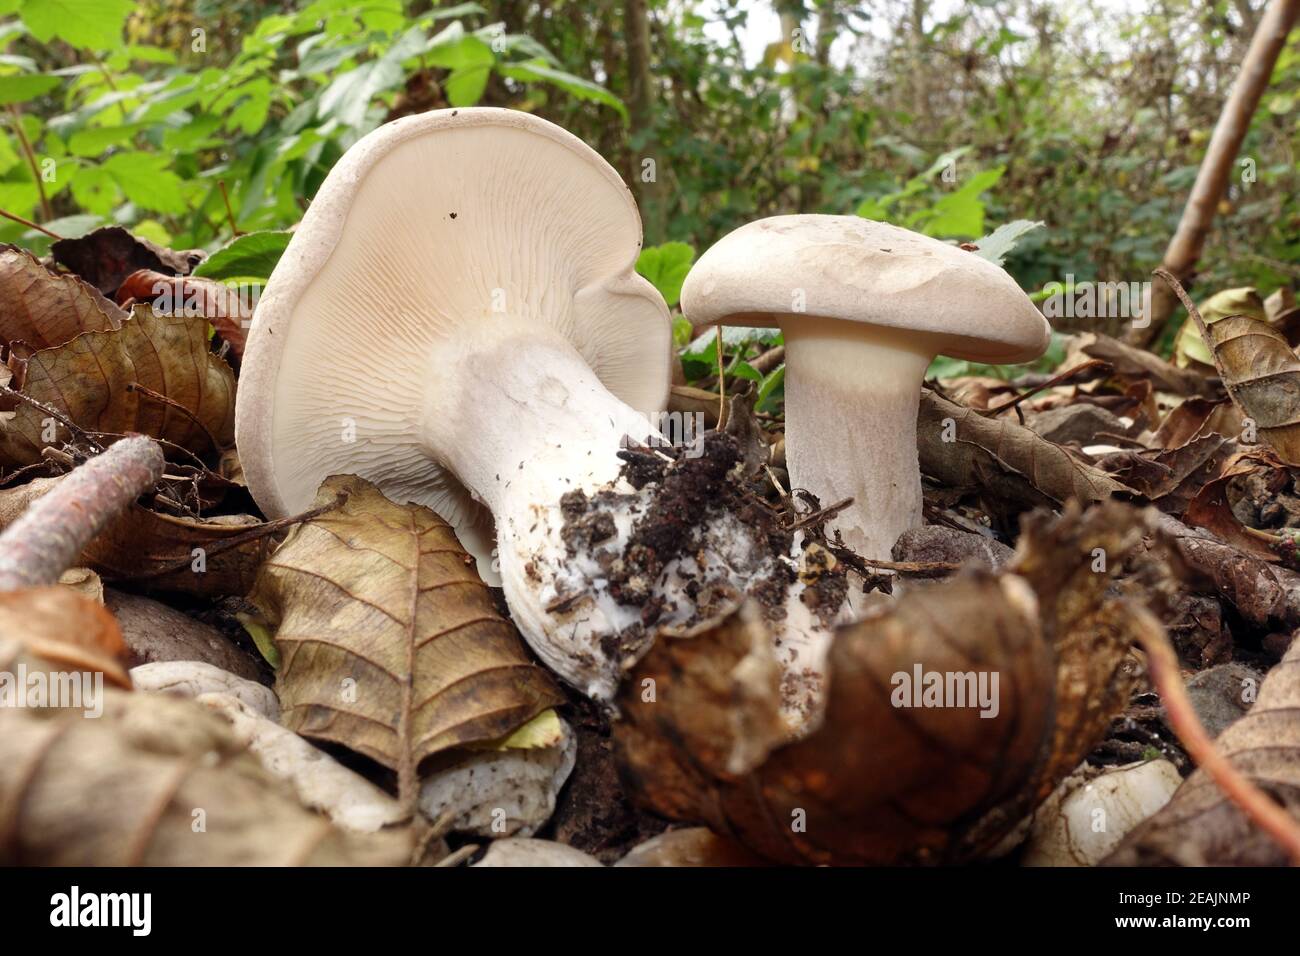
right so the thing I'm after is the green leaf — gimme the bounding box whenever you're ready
[636,241,695,306]
[69,165,117,216]
[193,231,292,283]
[756,364,785,412]
[0,73,60,105]
[969,220,1044,266]
[498,59,627,119]
[445,65,490,106]
[67,122,145,156]
[19,0,133,50]
[103,152,186,214]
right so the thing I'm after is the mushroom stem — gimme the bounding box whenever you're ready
[423,325,661,696]
[779,317,933,559]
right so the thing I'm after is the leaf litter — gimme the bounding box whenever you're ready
[0,226,1300,868]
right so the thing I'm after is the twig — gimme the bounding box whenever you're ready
[0,436,164,590]
[0,207,62,240]
[981,359,1110,417]
[217,180,242,237]
[787,496,854,532]
[1133,605,1300,864]
[7,105,51,222]
[715,325,726,427]
[0,384,105,453]
[126,382,227,453]
[124,498,345,581]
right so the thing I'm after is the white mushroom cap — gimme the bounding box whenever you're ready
[681,214,1050,362]
[235,108,671,580]
[681,215,1051,562]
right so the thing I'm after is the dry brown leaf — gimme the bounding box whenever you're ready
[1193,311,1300,465]
[116,270,249,358]
[0,688,411,865]
[248,475,563,809]
[1097,434,1233,513]
[1153,397,1243,449]
[0,475,273,597]
[1069,332,1217,398]
[614,502,1150,865]
[0,305,235,466]
[919,389,1132,512]
[51,226,199,297]
[1105,635,1300,865]
[0,245,126,352]
[0,587,131,687]
[1182,449,1286,559]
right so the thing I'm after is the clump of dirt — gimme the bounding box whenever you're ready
[545,692,668,862]
[580,431,803,633]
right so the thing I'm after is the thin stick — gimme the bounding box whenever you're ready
[1133,606,1300,864]
[981,359,1110,417]
[7,105,51,222]
[0,207,62,240]
[715,325,726,427]
[0,436,164,590]
[0,384,105,453]
[217,180,242,237]
[124,498,344,581]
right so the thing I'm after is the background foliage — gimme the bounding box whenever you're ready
[0,0,1296,335]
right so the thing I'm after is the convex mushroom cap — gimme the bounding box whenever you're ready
[681,214,1050,558]
[236,108,673,694]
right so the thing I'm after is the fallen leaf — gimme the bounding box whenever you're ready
[248,476,564,810]
[50,226,201,297]
[0,587,130,687]
[1189,310,1300,465]
[0,305,235,465]
[1105,635,1300,865]
[614,502,1150,865]
[0,475,274,598]
[116,270,250,358]
[0,688,411,865]
[919,389,1133,514]
[1174,287,1266,369]
[0,244,125,351]
[1069,332,1217,398]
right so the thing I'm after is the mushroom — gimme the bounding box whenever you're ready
[680,215,1051,558]
[235,108,675,696]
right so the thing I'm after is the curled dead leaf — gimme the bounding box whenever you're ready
[0,476,274,597]
[0,587,130,688]
[614,502,1151,865]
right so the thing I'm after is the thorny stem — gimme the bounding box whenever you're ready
[1133,606,1300,864]
[0,435,164,591]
